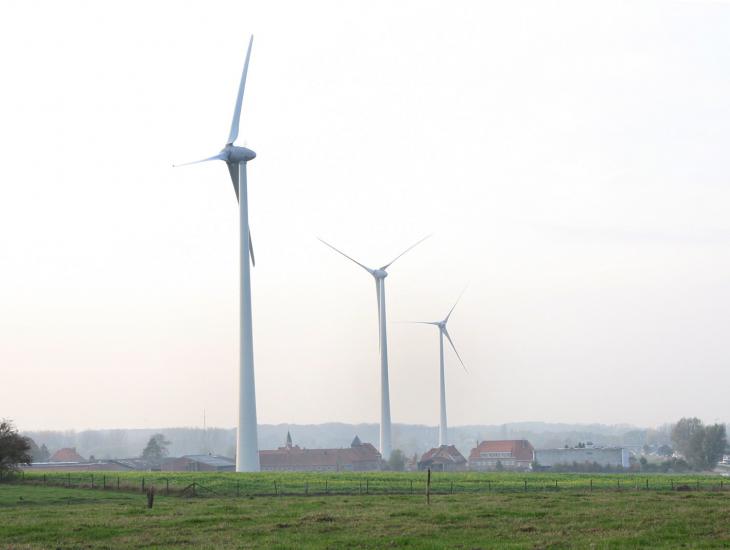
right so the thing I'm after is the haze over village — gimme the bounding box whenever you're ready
[2,0,730,490]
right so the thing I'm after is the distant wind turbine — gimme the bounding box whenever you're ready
[174,36,260,472]
[410,288,468,447]
[318,236,430,459]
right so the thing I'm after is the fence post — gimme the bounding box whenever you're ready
[103,475,106,490]
[426,468,431,505]
[305,482,308,496]
[617,479,620,490]
[274,481,277,496]
[44,474,47,486]
[697,480,700,491]
[450,481,454,494]
[555,480,558,490]
[117,476,120,490]
[236,479,239,498]
[671,479,674,490]
[68,473,71,488]
[410,480,413,495]
[325,480,328,494]
[142,477,145,493]
[366,479,369,494]
[22,471,24,482]
[645,478,648,490]
[590,479,592,492]
[359,481,362,495]
[524,479,527,492]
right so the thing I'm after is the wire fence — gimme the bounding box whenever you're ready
[2,470,728,498]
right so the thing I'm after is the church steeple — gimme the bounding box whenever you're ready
[286,431,293,448]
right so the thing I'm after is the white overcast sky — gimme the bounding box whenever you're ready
[1,0,729,431]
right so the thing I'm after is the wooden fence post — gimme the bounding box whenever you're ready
[366,479,369,494]
[590,479,592,492]
[410,480,413,494]
[68,473,71,488]
[91,474,94,489]
[426,468,431,505]
[524,479,527,492]
[142,477,145,493]
[117,476,120,490]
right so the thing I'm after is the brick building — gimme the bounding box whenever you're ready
[418,445,467,472]
[259,433,382,472]
[468,440,534,471]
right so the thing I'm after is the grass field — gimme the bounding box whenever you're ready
[12,470,729,496]
[1,475,730,548]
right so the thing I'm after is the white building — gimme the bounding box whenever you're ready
[534,446,630,469]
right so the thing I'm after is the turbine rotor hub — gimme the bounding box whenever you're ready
[223,144,256,163]
[373,269,388,279]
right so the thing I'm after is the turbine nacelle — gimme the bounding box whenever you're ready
[372,269,389,279]
[223,144,256,164]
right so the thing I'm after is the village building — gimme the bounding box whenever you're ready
[258,433,382,472]
[162,454,235,472]
[418,445,467,472]
[468,440,534,471]
[534,446,630,469]
[49,448,85,462]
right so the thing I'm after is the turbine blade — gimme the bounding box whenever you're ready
[397,321,440,325]
[173,153,226,167]
[444,284,469,323]
[380,234,431,270]
[318,238,374,274]
[249,231,255,267]
[227,35,254,145]
[227,162,240,200]
[443,327,468,372]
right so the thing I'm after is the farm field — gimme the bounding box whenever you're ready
[1,475,730,549]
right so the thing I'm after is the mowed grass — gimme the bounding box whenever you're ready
[1,483,730,549]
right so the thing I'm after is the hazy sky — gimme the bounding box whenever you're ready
[2,0,730,431]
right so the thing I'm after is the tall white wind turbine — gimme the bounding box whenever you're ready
[319,236,430,460]
[175,36,260,472]
[411,289,468,447]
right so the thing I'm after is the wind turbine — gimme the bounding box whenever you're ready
[318,236,430,460]
[174,36,260,472]
[411,289,468,447]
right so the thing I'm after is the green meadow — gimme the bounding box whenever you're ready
[13,470,728,496]
[1,472,729,548]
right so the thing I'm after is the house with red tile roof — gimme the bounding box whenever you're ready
[259,433,382,472]
[468,440,534,471]
[418,445,467,472]
[49,447,85,463]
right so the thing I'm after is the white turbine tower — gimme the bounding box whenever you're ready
[411,289,468,447]
[175,36,260,472]
[319,236,430,460]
